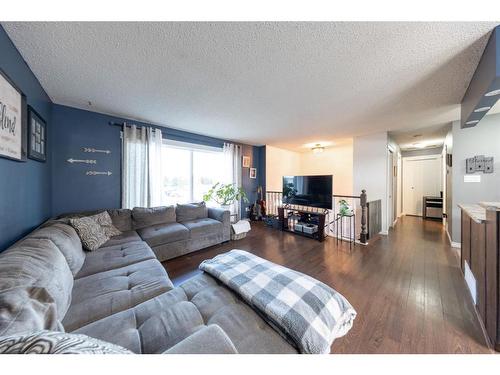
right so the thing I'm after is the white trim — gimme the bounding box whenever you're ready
[162,138,222,153]
[379,230,389,235]
[446,229,461,248]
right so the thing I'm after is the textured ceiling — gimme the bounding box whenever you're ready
[3,22,499,150]
[389,123,451,151]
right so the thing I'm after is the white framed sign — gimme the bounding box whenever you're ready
[0,69,27,161]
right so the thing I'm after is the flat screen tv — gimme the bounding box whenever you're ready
[282,175,333,209]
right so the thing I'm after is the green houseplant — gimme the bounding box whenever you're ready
[338,199,352,217]
[203,183,249,209]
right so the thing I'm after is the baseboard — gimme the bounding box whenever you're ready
[446,229,461,248]
[379,230,389,235]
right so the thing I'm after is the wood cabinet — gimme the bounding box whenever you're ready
[461,207,500,351]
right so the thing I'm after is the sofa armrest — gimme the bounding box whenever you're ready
[162,325,238,354]
[208,207,230,242]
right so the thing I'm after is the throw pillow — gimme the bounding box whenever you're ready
[88,211,122,238]
[70,217,109,251]
[0,330,132,354]
[176,202,208,222]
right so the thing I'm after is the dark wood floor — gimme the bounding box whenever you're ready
[163,216,492,354]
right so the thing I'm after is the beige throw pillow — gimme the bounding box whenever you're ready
[70,217,109,251]
[88,211,122,238]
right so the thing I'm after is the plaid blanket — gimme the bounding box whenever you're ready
[199,250,357,354]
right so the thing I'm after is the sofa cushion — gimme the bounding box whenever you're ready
[0,287,63,337]
[182,218,222,238]
[0,330,132,354]
[132,206,176,229]
[70,216,109,251]
[176,202,208,223]
[63,259,173,331]
[137,223,189,247]
[0,238,74,322]
[74,273,297,354]
[101,230,142,248]
[28,223,85,276]
[163,325,238,354]
[75,241,156,279]
[89,211,122,238]
[107,209,133,232]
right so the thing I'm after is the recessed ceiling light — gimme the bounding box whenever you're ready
[465,120,479,125]
[485,89,500,97]
[474,106,491,113]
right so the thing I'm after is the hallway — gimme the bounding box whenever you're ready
[164,215,491,353]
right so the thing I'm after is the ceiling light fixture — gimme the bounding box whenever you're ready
[311,144,325,154]
[484,89,500,97]
[465,120,479,125]
[474,106,491,113]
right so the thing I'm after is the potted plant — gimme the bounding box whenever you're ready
[338,199,352,217]
[203,183,249,210]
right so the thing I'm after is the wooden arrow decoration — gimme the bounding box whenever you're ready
[86,171,112,176]
[67,158,97,164]
[83,147,111,154]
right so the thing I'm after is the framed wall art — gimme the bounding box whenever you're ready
[0,69,27,161]
[249,167,257,179]
[242,155,251,168]
[28,106,47,162]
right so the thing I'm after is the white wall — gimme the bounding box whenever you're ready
[265,142,353,195]
[298,141,353,195]
[265,145,302,191]
[353,132,389,233]
[451,113,500,242]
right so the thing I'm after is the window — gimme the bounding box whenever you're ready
[160,140,226,205]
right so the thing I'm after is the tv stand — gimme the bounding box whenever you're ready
[277,205,327,241]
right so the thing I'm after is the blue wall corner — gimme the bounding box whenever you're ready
[0,26,53,251]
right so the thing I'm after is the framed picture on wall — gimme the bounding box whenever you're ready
[28,106,47,162]
[0,69,27,161]
[242,155,251,168]
[250,167,257,179]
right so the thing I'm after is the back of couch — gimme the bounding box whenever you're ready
[0,222,83,337]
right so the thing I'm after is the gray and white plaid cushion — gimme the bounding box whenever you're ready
[199,250,356,354]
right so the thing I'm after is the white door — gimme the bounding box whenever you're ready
[402,156,442,216]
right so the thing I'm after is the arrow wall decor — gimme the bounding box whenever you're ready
[67,158,97,164]
[86,171,113,176]
[83,147,111,154]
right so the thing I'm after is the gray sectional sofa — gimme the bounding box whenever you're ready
[58,202,231,262]
[0,204,297,354]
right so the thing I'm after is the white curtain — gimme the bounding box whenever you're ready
[122,124,164,209]
[223,142,243,220]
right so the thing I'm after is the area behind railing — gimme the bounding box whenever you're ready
[265,190,380,245]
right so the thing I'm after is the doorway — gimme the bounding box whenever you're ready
[402,155,442,217]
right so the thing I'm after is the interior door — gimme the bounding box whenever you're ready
[403,156,442,216]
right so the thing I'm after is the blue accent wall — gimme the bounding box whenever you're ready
[0,26,52,251]
[51,104,264,217]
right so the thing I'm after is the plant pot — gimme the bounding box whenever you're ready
[220,204,231,211]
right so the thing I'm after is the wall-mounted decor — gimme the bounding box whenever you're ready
[466,155,494,174]
[83,147,111,154]
[0,69,27,161]
[67,158,97,164]
[86,171,113,176]
[27,106,47,162]
[242,155,251,168]
[446,153,452,167]
[249,167,257,179]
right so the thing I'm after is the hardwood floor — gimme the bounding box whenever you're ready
[163,215,492,354]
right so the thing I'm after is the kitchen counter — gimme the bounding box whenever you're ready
[458,203,486,223]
